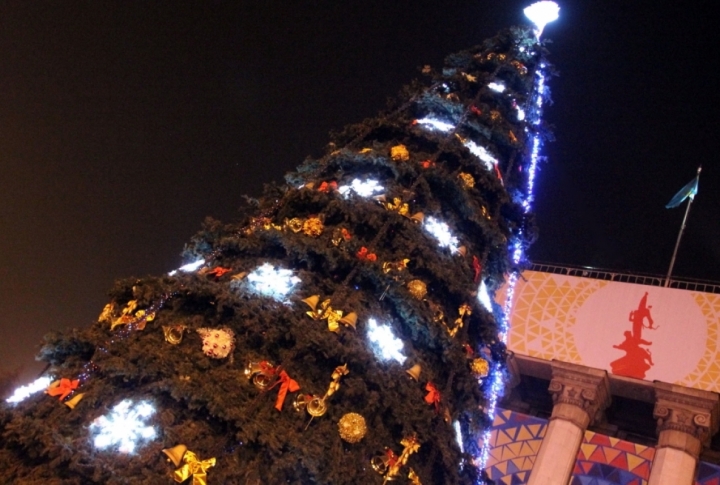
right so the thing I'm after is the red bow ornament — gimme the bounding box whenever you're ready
[318,181,338,193]
[424,382,441,413]
[357,247,377,262]
[473,256,482,283]
[273,370,300,411]
[47,378,79,401]
[208,267,232,278]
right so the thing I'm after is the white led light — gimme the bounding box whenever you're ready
[90,399,156,454]
[463,141,498,171]
[477,281,494,313]
[487,82,506,93]
[338,178,385,198]
[516,107,526,121]
[168,258,205,276]
[423,217,460,254]
[367,318,406,364]
[415,117,455,133]
[453,420,464,453]
[5,376,54,404]
[246,263,301,300]
[524,1,560,38]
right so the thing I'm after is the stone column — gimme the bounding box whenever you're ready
[528,361,611,485]
[648,382,719,485]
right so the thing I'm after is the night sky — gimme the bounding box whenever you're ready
[1,1,718,381]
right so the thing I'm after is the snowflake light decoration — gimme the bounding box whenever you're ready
[367,318,406,364]
[423,217,460,254]
[246,263,301,300]
[90,399,157,453]
[5,376,54,404]
[415,117,454,133]
[168,258,205,276]
[338,178,384,198]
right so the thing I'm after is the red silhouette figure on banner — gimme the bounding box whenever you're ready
[610,292,657,379]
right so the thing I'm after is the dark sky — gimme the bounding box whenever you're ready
[1,1,718,381]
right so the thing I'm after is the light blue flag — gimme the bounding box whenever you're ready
[666,171,700,209]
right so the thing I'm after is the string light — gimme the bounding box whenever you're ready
[415,117,455,132]
[423,217,460,254]
[338,178,384,198]
[90,399,157,453]
[5,376,54,404]
[477,6,557,475]
[246,263,301,300]
[367,318,406,364]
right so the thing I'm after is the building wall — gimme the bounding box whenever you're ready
[484,408,720,485]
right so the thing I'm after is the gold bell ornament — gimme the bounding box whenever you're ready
[295,364,349,427]
[405,364,422,381]
[163,325,187,345]
[162,444,188,467]
[244,361,276,390]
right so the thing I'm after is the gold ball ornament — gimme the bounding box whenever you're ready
[338,412,367,443]
[390,144,410,162]
[458,172,475,189]
[302,217,324,237]
[470,358,490,378]
[406,280,427,300]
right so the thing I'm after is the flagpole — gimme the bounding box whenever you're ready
[664,165,702,287]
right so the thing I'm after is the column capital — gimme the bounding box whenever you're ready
[653,382,719,450]
[548,360,611,428]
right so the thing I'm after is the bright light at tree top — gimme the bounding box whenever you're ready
[524,1,560,38]
[367,318,406,364]
[246,263,301,300]
[90,399,157,454]
[5,376,54,404]
[338,178,384,198]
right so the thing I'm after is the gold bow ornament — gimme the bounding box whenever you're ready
[172,449,216,485]
[302,296,357,332]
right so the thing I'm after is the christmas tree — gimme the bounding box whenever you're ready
[0,6,556,484]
